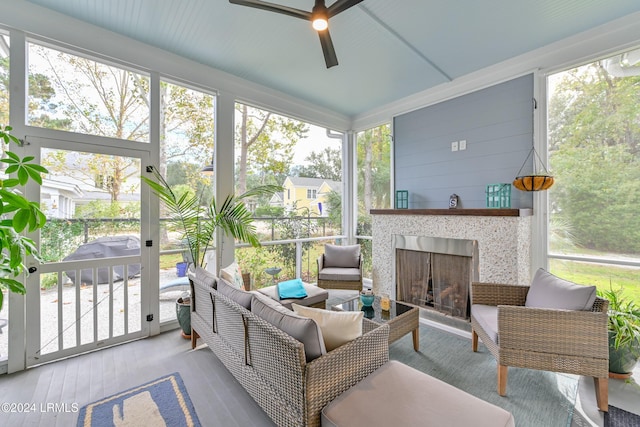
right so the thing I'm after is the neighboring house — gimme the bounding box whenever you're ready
[282,176,341,216]
[269,191,284,208]
[41,178,84,219]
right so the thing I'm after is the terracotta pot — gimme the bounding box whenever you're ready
[512,175,554,191]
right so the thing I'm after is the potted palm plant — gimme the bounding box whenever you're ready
[598,287,640,378]
[0,125,48,310]
[141,166,279,338]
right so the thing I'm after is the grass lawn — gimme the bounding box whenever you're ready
[550,259,640,302]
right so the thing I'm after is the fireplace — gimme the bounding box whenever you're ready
[393,235,478,321]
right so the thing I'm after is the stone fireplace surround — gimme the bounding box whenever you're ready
[371,209,533,308]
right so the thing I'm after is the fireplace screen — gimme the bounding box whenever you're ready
[396,249,471,320]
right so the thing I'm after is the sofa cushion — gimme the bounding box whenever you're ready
[292,303,363,351]
[251,292,326,362]
[257,283,328,310]
[318,267,361,282]
[193,266,216,288]
[525,268,597,310]
[220,261,245,290]
[471,304,499,344]
[217,277,253,309]
[323,244,360,268]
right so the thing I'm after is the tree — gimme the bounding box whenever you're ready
[357,124,391,215]
[297,147,341,181]
[548,58,640,254]
[235,103,308,195]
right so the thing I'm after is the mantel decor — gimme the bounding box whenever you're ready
[512,147,554,191]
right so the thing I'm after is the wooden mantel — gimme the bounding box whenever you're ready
[370,208,532,217]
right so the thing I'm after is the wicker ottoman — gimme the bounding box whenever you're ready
[257,282,329,310]
[321,360,515,427]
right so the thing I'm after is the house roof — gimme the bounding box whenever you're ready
[286,176,341,189]
[21,1,640,119]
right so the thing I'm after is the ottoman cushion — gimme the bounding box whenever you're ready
[321,360,515,427]
[258,282,328,310]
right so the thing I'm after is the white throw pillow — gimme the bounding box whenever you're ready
[291,303,363,351]
[220,262,245,290]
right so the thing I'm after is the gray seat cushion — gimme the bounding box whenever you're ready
[525,268,597,310]
[471,304,499,344]
[318,267,361,281]
[257,282,328,310]
[322,360,515,427]
[323,244,360,268]
[251,292,326,362]
[216,277,253,309]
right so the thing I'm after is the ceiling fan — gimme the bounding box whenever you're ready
[229,0,364,68]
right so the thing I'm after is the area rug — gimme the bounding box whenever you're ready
[390,326,579,427]
[606,405,640,427]
[76,372,201,427]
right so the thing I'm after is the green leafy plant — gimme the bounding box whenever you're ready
[598,286,640,353]
[141,166,279,268]
[0,125,48,309]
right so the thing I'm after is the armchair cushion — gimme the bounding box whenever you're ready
[194,266,216,288]
[471,304,499,344]
[525,268,596,311]
[323,244,360,268]
[251,292,326,362]
[318,267,361,282]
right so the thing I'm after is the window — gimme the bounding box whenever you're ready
[547,47,640,300]
[234,102,343,285]
[27,43,150,142]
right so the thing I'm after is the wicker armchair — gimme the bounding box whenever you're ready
[470,281,609,412]
[316,244,363,291]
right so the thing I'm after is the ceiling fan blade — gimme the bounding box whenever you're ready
[318,29,338,69]
[229,0,310,21]
[327,0,365,18]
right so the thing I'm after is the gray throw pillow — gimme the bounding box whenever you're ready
[324,244,360,268]
[251,292,326,362]
[217,277,253,309]
[193,266,216,288]
[525,268,596,310]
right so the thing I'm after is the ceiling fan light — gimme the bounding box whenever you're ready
[312,16,328,31]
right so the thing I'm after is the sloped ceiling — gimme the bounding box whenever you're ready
[24,0,640,117]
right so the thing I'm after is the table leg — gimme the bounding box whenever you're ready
[412,328,419,351]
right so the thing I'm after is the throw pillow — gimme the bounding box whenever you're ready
[277,278,308,299]
[216,277,253,309]
[323,244,360,268]
[193,266,216,288]
[220,261,245,290]
[251,293,326,362]
[525,268,597,311]
[292,303,363,351]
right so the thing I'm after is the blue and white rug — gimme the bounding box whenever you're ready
[77,372,201,427]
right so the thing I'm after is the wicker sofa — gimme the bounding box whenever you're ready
[188,267,390,427]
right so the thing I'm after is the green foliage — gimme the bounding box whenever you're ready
[0,125,48,309]
[268,205,317,275]
[142,166,280,268]
[297,147,342,181]
[548,61,640,255]
[597,286,640,354]
[254,205,284,217]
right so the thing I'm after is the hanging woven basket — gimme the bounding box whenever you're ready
[513,175,554,191]
[513,147,555,192]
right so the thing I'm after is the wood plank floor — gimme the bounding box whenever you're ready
[0,332,276,427]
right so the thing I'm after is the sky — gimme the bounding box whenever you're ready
[292,123,343,165]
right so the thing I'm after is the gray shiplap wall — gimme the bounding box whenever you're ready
[393,74,534,209]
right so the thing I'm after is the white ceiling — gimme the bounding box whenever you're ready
[22,0,640,118]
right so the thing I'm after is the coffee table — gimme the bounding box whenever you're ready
[332,296,419,351]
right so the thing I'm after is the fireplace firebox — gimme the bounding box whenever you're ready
[393,235,478,321]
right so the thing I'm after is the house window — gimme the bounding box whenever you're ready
[307,189,317,199]
[287,189,290,199]
[546,47,640,300]
[27,42,150,142]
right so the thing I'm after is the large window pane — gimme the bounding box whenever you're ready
[0,31,9,363]
[234,103,342,281]
[547,48,640,299]
[158,80,216,323]
[27,43,150,142]
[356,124,391,279]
